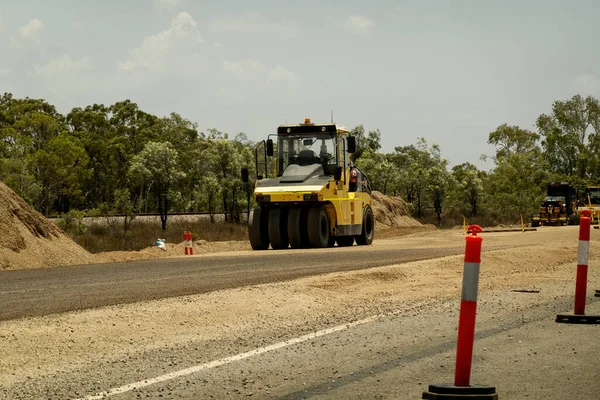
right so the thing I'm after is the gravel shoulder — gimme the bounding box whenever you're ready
[1,226,599,399]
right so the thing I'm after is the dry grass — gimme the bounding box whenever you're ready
[416,211,524,229]
[62,212,510,254]
[68,216,248,253]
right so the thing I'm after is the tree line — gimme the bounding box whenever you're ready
[352,94,600,226]
[0,92,598,230]
[0,93,253,230]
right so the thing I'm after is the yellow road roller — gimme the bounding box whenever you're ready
[241,118,374,250]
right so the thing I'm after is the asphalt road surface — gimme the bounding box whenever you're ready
[0,245,468,321]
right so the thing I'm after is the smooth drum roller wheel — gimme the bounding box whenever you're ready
[307,206,330,248]
[249,207,270,250]
[288,207,310,249]
[268,208,289,249]
[356,205,374,245]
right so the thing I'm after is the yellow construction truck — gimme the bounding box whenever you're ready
[576,185,600,224]
[241,118,374,250]
[531,182,578,227]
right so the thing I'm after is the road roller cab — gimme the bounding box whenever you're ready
[241,118,374,250]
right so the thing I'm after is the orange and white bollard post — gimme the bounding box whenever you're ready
[183,231,194,256]
[184,231,189,255]
[184,231,194,255]
[556,210,600,324]
[422,225,498,399]
[455,224,483,387]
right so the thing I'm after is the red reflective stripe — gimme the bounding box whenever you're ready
[464,234,482,263]
[574,264,588,315]
[454,300,477,386]
[579,217,591,241]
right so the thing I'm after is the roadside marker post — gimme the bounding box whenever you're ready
[183,231,194,256]
[556,210,600,324]
[422,225,498,400]
[184,231,189,255]
[520,213,525,232]
[188,231,194,255]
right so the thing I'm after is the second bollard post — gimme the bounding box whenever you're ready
[422,225,498,399]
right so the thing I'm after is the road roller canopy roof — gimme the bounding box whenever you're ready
[277,118,349,136]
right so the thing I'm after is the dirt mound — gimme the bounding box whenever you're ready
[0,181,95,270]
[371,191,422,229]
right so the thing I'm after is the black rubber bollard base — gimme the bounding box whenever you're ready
[422,383,498,399]
[555,313,600,324]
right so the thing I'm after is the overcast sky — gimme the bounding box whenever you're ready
[1,0,599,170]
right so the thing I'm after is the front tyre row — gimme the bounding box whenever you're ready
[248,204,374,250]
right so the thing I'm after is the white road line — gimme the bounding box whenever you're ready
[76,313,387,399]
